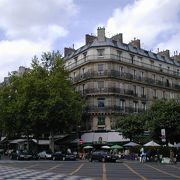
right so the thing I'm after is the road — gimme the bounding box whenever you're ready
[0,160,180,179]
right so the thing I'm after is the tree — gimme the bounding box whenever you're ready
[0,51,84,151]
[117,113,146,141]
[146,100,180,144]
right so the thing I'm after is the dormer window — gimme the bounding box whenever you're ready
[97,48,104,57]
[74,56,78,64]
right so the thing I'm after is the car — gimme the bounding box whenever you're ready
[52,152,66,161]
[52,152,76,161]
[10,150,33,160]
[38,150,52,159]
[89,150,117,162]
[64,154,76,161]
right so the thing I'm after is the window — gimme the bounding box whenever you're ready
[130,54,134,64]
[133,69,136,78]
[97,49,104,56]
[97,98,105,107]
[97,81,104,89]
[74,56,78,64]
[153,74,156,82]
[117,50,122,59]
[141,71,144,79]
[166,79,170,87]
[141,87,145,96]
[120,99,125,110]
[163,91,165,99]
[98,116,105,125]
[119,66,123,74]
[133,85,137,95]
[83,52,87,59]
[141,102,146,110]
[98,64,104,72]
[153,89,157,98]
[133,101,138,112]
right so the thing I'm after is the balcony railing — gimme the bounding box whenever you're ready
[65,54,180,78]
[72,70,180,90]
[85,105,145,114]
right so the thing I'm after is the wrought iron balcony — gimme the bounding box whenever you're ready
[85,105,145,114]
[65,54,180,78]
[72,69,180,90]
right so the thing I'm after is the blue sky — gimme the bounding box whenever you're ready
[0,0,180,81]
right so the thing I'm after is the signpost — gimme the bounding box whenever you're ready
[161,129,166,142]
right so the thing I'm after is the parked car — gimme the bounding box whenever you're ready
[38,150,52,159]
[10,150,33,160]
[52,152,76,161]
[64,154,76,161]
[52,152,66,161]
[89,150,117,162]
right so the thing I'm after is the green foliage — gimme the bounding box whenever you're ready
[147,100,180,143]
[117,100,180,143]
[0,51,84,139]
[117,113,146,141]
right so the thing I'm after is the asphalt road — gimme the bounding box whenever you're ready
[0,159,180,180]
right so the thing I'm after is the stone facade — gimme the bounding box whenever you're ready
[64,28,180,131]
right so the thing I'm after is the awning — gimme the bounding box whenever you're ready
[81,132,129,144]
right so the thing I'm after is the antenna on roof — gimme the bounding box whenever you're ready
[72,44,74,49]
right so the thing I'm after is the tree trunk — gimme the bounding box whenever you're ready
[27,134,29,151]
[49,131,55,153]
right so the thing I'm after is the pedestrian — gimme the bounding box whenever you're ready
[139,147,146,163]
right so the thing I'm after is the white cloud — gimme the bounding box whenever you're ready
[106,0,180,54]
[0,0,78,81]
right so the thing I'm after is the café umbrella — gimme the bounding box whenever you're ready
[123,142,140,147]
[83,145,93,149]
[143,140,160,147]
[101,145,111,149]
[111,144,123,149]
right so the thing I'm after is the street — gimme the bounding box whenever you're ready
[0,160,180,180]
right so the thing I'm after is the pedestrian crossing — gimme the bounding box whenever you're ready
[0,165,95,180]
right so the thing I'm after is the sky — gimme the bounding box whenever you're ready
[0,0,180,82]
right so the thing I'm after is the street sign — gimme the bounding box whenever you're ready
[161,129,165,136]
[161,129,166,142]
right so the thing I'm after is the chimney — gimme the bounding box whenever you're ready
[97,27,105,41]
[85,34,96,45]
[158,49,170,58]
[64,47,75,57]
[111,33,123,43]
[171,53,180,62]
[129,38,141,49]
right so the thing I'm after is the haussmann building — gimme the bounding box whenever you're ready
[64,27,180,144]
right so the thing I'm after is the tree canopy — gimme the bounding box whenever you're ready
[117,100,180,144]
[0,51,84,144]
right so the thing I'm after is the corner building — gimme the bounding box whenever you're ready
[64,28,180,131]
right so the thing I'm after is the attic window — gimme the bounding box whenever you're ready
[112,40,117,46]
[97,49,104,57]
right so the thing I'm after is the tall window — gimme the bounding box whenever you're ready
[141,87,145,96]
[133,101,138,112]
[130,54,134,64]
[120,99,125,111]
[141,71,144,79]
[133,69,136,78]
[97,49,104,57]
[133,85,137,95]
[141,102,146,111]
[98,116,105,125]
[153,89,157,98]
[97,98,105,107]
[98,64,104,72]
[97,81,104,89]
